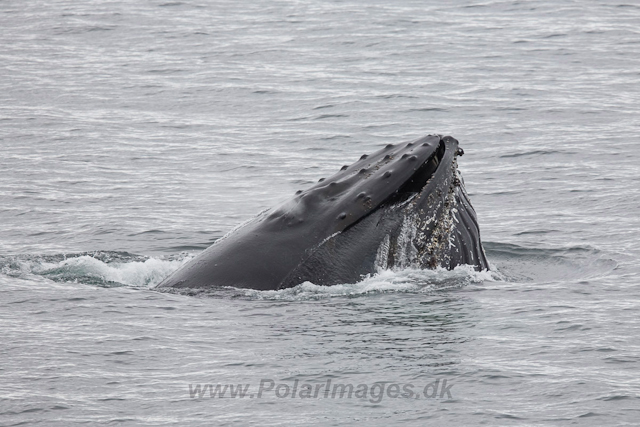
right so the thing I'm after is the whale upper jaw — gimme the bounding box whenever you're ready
[261,134,448,235]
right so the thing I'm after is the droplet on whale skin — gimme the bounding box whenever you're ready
[338,212,347,220]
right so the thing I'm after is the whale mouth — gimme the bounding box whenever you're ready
[389,139,447,205]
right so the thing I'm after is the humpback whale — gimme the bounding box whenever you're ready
[157,134,488,291]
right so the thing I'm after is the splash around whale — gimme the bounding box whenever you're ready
[157,134,488,291]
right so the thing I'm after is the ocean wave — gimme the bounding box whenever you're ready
[0,251,192,288]
[483,242,618,282]
[162,265,499,301]
[0,241,617,296]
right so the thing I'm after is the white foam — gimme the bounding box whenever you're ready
[239,264,499,301]
[28,255,193,288]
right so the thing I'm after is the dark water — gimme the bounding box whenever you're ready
[2,0,639,425]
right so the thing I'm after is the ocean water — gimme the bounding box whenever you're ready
[1,0,639,425]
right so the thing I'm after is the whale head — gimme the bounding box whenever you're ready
[158,134,488,291]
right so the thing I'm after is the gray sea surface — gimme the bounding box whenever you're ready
[1,0,639,425]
